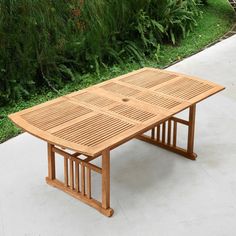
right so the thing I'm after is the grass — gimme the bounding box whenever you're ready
[0,0,235,143]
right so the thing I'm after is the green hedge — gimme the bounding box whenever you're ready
[0,0,205,105]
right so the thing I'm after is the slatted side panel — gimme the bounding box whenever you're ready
[63,156,94,199]
[72,92,116,108]
[120,70,177,88]
[136,93,181,109]
[109,104,156,122]
[22,100,92,131]
[155,77,214,100]
[100,82,141,96]
[53,114,135,147]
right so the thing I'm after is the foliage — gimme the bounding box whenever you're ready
[0,0,81,104]
[0,0,209,104]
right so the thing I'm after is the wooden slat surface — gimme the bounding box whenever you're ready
[9,67,225,156]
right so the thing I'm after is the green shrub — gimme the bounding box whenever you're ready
[0,0,204,105]
[0,0,81,104]
[78,0,203,67]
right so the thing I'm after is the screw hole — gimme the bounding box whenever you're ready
[122,98,129,102]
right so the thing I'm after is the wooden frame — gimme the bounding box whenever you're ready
[46,104,199,216]
[137,104,197,160]
[8,67,225,217]
[46,144,114,217]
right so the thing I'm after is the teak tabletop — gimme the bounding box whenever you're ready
[9,67,225,217]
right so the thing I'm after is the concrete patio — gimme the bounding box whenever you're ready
[1,35,236,236]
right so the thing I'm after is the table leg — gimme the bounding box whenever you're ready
[136,105,197,160]
[102,150,110,209]
[47,143,55,179]
[187,104,196,155]
[45,146,114,217]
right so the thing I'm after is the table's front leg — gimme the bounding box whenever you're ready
[187,104,196,156]
[102,150,111,209]
[45,145,114,217]
[137,104,197,160]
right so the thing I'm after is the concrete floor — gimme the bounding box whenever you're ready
[1,35,236,236]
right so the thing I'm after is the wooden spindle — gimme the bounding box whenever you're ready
[64,157,68,186]
[81,163,85,195]
[75,162,79,192]
[156,125,160,141]
[167,119,171,145]
[162,122,166,143]
[69,159,74,190]
[87,168,91,199]
[173,121,177,147]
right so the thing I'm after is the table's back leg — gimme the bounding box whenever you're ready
[136,105,197,160]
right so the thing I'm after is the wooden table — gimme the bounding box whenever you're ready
[9,68,224,217]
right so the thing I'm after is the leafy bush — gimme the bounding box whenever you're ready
[0,0,205,105]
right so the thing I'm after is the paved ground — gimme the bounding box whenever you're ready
[1,35,236,236]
